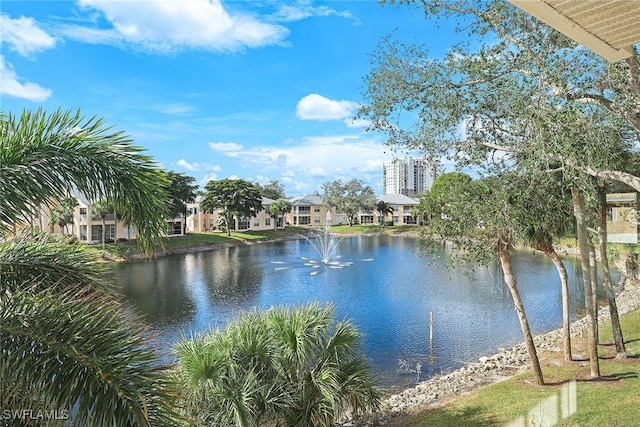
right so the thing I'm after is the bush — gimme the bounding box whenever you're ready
[174,303,381,426]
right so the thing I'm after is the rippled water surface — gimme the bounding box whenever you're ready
[112,235,601,390]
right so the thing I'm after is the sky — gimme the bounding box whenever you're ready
[1,0,462,196]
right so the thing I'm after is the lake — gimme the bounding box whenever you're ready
[111,234,599,390]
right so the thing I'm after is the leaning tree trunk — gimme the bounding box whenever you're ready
[571,187,600,377]
[598,189,626,353]
[538,243,572,361]
[498,237,544,385]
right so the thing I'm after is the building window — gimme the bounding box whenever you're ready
[361,215,374,224]
[237,217,250,230]
[209,219,215,230]
[167,221,182,235]
[254,218,260,227]
[314,207,320,213]
[91,225,102,241]
[80,225,87,241]
[298,206,311,214]
[265,217,271,226]
[298,216,311,225]
[80,208,87,215]
[606,207,616,222]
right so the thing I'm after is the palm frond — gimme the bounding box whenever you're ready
[0,283,180,426]
[0,232,107,293]
[1,108,169,255]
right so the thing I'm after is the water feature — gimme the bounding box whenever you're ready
[298,215,359,274]
[111,235,608,391]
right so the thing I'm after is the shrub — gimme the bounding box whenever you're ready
[174,303,381,426]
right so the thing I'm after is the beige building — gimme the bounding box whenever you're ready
[186,196,278,233]
[373,193,420,226]
[287,194,342,227]
[44,192,184,242]
[606,193,638,244]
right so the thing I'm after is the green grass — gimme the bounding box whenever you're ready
[93,227,314,259]
[395,308,640,426]
[330,224,418,235]
[92,225,422,260]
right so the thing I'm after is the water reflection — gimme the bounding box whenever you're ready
[111,235,610,390]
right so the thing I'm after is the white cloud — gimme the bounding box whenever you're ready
[198,172,219,187]
[0,56,52,101]
[0,14,56,57]
[177,159,221,172]
[208,134,391,193]
[271,4,356,23]
[296,94,359,121]
[73,0,289,52]
[209,141,244,153]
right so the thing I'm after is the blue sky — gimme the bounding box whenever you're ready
[1,0,460,196]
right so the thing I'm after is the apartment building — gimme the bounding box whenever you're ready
[287,194,342,226]
[44,192,184,243]
[186,196,277,232]
[606,193,638,244]
[374,193,420,225]
[383,157,437,197]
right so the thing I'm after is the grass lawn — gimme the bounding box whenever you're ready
[387,307,640,426]
[330,224,417,235]
[94,227,314,259]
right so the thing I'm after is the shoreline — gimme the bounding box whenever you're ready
[350,279,640,426]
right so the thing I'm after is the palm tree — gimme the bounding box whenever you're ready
[175,303,381,426]
[48,203,73,235]
[375,201,393,227]
[269,198,292,231]
[90,199,111,249]
[0,108,178,425]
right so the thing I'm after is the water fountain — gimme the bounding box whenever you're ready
[301,212,353,274]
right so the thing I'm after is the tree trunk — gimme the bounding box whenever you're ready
[540,246,572,361]
[498,247,544,385]
[598,188,626,353]
[114,215,118,244]
[571,187,600,377]
[101,217,106,250]
[587,240,599,326]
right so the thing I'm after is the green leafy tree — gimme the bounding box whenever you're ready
[201,178,263,236]
[322,179,376,226]
[269,198,292,231]
[257,179,286,200]
[427,174,546,385]
[361,0,640,376]
[0,108,178,425]
[174,303,381,426]
[375,200,393,227]
[165,171,197,217]
[164,171,197,234]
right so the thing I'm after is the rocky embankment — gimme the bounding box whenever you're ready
[341,278,640,426]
